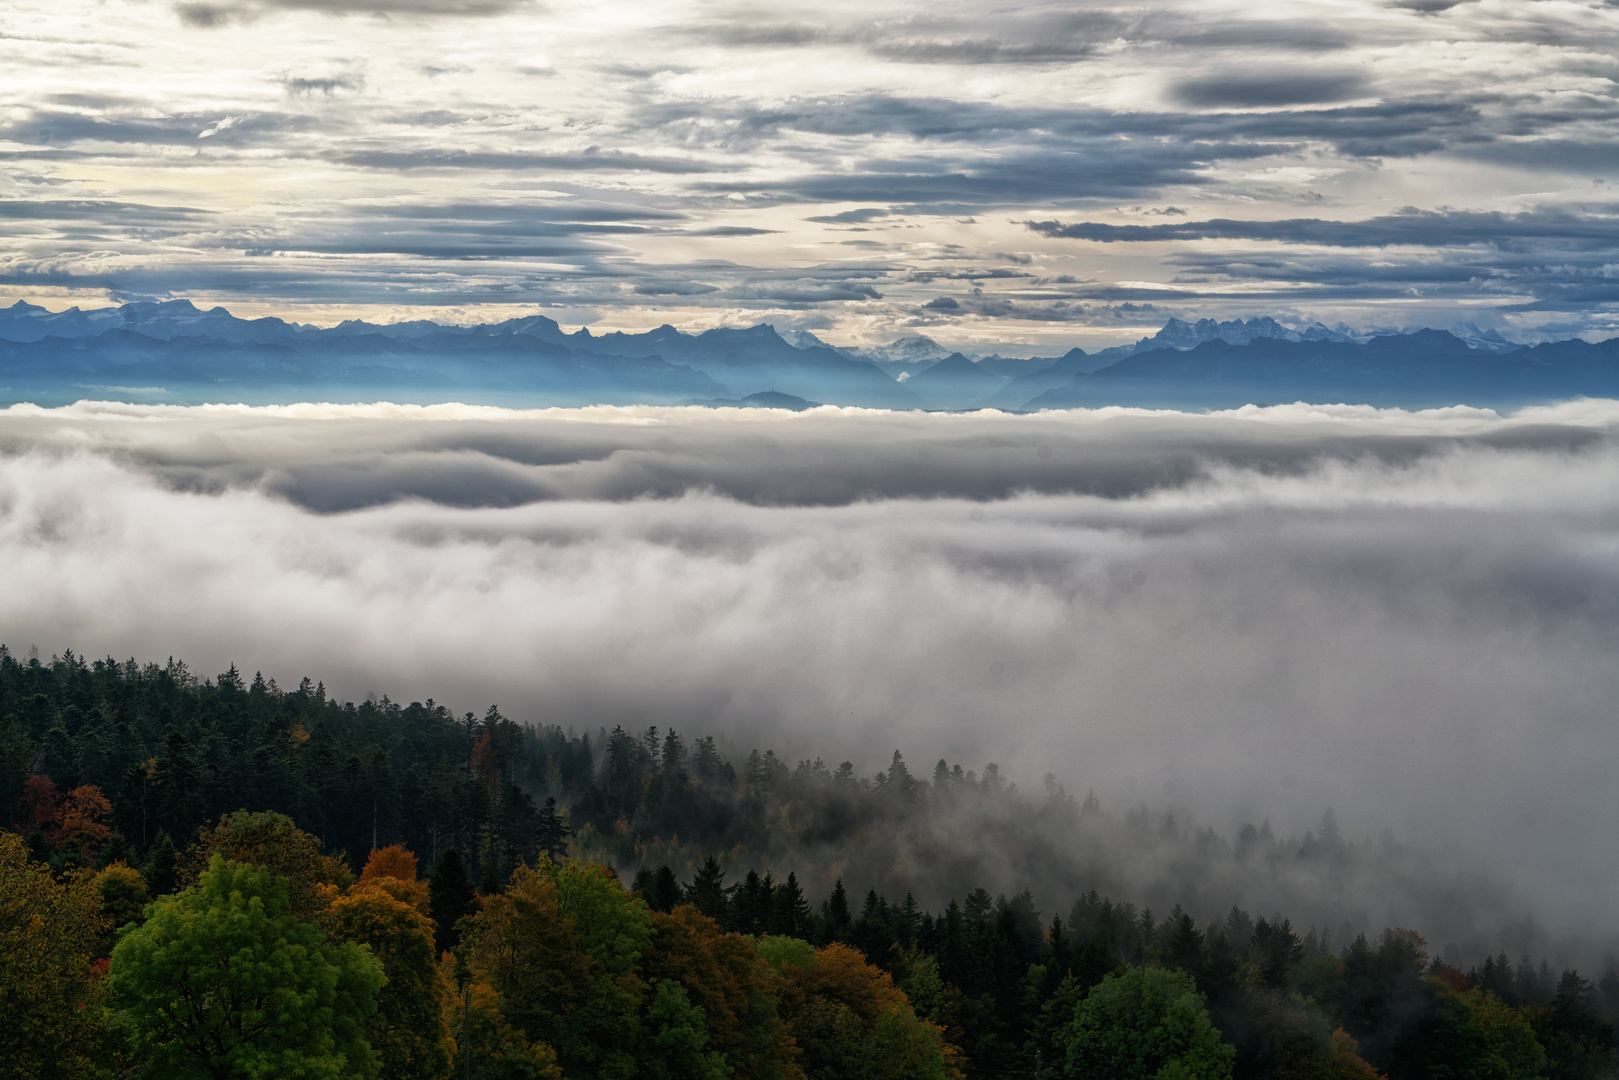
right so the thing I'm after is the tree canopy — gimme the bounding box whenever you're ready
[108,856,384,1080]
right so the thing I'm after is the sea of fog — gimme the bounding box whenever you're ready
[2,399,1617,951]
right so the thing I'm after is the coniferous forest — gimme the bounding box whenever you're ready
[4,646,1617,1080]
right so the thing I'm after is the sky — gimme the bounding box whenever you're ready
[4,0,1619,350]
[4,399,1619,946]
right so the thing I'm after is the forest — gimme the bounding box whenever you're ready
[3,645,1617,1080]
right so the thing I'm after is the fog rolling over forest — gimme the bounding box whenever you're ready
[3,400,1618,955]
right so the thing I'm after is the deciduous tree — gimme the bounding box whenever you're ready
[182,810,351,918]
[0,832,108,1079]
[328,885,456,1080]
[1059,965,1234,1080]
[771,942,963,1080]
[108,856,384,1080]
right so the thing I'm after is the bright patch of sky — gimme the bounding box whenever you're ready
[3,0,1618,348]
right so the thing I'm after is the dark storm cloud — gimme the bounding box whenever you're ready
[1455,138,1619,172]
[704,148,1231,205]
[725,282,885,305]
[631,280,719,296]
[216,209,692,259]
[3,402,1619,956]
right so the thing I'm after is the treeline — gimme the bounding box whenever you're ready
[628,855,1619,1079]
[4,813,960,1080]
[0,644,1526,962]
[5,646,1619,1078]
[9,803,1619,1080]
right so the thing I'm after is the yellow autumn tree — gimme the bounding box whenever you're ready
[91,861,150,957]
[768,942,964,1080]
[0,832,109,1079]
[327,885,457,1080]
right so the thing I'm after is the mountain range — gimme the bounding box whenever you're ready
[1,300,1614,411]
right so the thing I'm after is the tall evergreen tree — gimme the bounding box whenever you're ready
[428,849,478,956]
[686,856,730,923]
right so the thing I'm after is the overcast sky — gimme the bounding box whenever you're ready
[4,0,1619,349]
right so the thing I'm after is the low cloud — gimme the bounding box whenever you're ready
[2,401,1618,953]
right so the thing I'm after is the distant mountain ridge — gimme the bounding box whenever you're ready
[0,299,1613,410]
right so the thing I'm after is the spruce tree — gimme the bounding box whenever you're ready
[428,849,477,955]
[686,856,729,923]
[822,878,851,941]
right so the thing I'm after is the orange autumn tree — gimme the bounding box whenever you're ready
[15,775,112,860]
[360,844,431,915]
[58,785,112,858]
[363,844,420,884]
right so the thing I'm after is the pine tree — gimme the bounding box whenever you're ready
[650,865,682,914]
[142,829,179,897]
[428,849,477,955]
[536,796,572,864]
[771,871,813,938]
[686,856,729,923]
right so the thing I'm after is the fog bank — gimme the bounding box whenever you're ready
[3,400,1617,947]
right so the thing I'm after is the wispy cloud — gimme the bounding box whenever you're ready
[3,0,1619,344]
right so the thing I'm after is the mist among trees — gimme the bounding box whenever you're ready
[4,645,1617,1079]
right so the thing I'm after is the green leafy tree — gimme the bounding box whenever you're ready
[1059,966,1235,1080]
[108,856,384,1080]
[644,980,731,1080]
[1465,988,1546,1080]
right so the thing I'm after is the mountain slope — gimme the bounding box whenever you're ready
[901,352,1009,408]
[1026,330,1619,410]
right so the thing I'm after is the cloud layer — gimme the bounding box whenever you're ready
[4,400,1619,946]
[3,0,1619,346]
